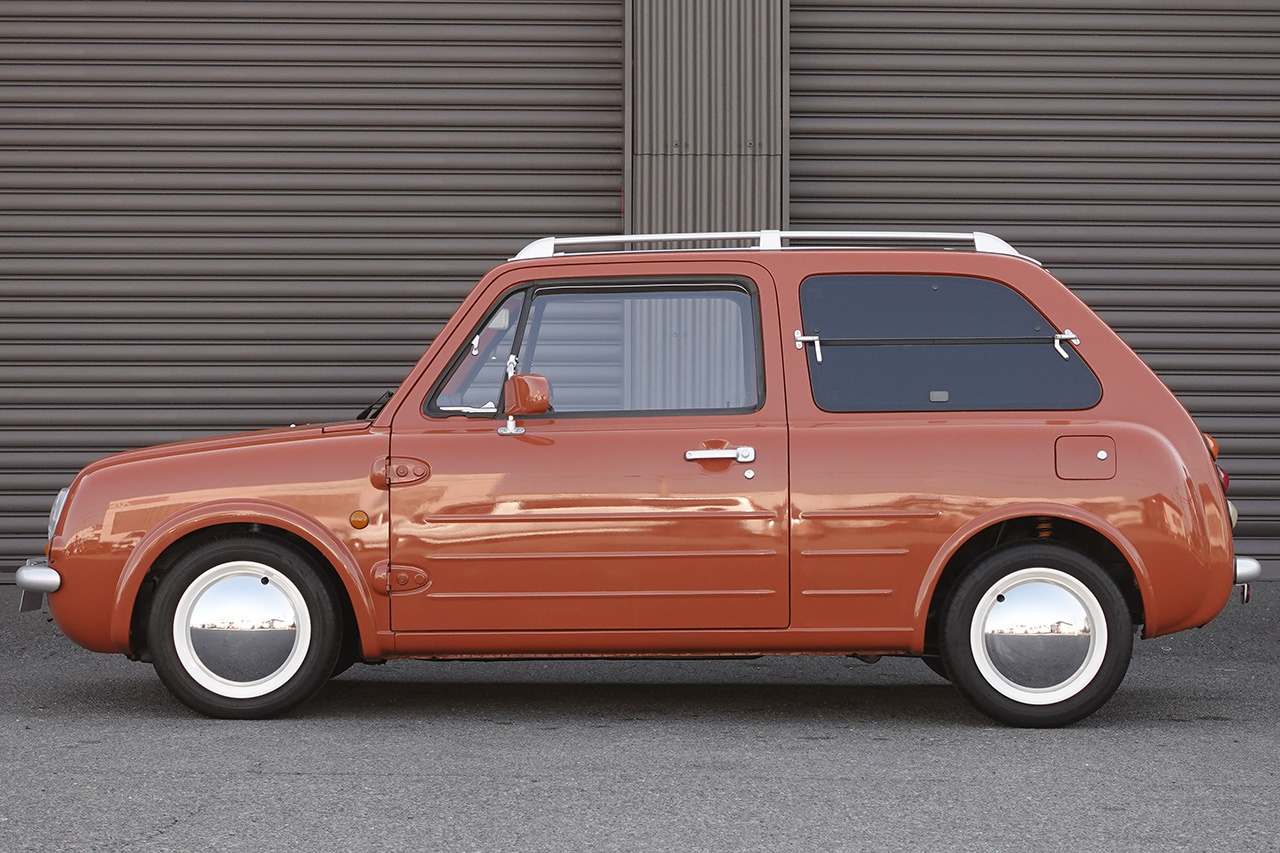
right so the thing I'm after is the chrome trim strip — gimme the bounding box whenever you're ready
[1235,556,1263,583]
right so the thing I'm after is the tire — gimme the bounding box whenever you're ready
[940,542,1133,728]
[330,629,362,679]
[147,534,342,719]
[920,655,950,682]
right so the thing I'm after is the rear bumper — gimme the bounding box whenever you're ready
[1235,556,1263,584]
[16,558,61,612]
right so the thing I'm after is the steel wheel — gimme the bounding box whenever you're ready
[148,535,341,718]
[941,542,1133,727]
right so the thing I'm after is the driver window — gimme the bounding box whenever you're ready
[516,288,759,414]
[430,283,761,417]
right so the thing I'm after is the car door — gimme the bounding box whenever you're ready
[386,265,789,633]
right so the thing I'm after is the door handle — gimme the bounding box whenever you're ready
[685,446,755,463]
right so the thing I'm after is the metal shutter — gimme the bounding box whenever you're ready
[0,1,623,569]
[790,1,1280,570]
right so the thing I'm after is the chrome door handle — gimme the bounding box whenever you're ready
[685,446,755,463]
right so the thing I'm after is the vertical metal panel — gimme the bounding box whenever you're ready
[628,0,786,233]
[0,0,623,569]
[631,156,783,235]
[790,0,1280,566]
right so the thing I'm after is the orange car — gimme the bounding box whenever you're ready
[16,231,1261,726]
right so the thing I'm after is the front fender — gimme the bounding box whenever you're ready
[109,499,385,659]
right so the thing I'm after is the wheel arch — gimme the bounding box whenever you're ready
[916,510,1148,657]
[110,500,381,661]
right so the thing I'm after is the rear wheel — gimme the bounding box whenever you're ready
[941,542,1133,727]
[147,535,342,719]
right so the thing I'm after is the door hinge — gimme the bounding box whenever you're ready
[370,456,431,490]
[370,560,431,595]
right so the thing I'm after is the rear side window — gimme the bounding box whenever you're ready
[798,275,1102,412]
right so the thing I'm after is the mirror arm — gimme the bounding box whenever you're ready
[497,414,525,436]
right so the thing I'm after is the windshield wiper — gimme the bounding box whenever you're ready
[357,390,394,421]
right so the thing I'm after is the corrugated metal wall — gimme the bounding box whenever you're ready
[627,0,786,233]
[790,0,1280,568]
[5,0,1276,575]
[0,0,623,569]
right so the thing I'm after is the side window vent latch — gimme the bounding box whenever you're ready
[1054,330,1080,360]
[795,330,823,363]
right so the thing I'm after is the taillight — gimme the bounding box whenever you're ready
[1203,432,1220,460]
[1217,465,1230,493]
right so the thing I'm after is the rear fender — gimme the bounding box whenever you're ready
[911,502,1151,654]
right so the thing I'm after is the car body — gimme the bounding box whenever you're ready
[17,230,1261,726]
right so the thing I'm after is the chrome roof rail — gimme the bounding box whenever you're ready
[512,230,1039,264]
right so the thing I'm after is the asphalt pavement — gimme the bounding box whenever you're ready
[2,583,1277,853]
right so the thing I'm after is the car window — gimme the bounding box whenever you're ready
[799,274,1102,412]
[434,290,526,413]
[432,283,762,417]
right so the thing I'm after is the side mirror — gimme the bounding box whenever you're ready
[498,374,549,435]
[503,374,550,415]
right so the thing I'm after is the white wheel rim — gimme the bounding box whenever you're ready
[969,567,1108,706]
[172,560,312,699]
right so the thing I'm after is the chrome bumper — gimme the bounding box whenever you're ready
[16,558,61,612]
[1235,557,1263,584]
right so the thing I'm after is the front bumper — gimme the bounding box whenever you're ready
[16,558,61,612]
[1235,556,1263,584]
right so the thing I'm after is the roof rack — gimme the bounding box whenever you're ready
[512,230,1039,264]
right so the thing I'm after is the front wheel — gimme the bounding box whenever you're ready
[147,535,342,719]
[941,542,1133,727]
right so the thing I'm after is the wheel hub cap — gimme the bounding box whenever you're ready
[971,568,1108,705]
[173,561,312,699]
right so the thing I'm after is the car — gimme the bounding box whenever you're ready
[16,229,1261,726]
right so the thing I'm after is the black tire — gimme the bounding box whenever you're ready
[147,534,342,719]
[330,630,362,679]
[940,541,1133,728]
[920,655,950,682]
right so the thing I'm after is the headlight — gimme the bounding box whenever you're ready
[47,487,70,541]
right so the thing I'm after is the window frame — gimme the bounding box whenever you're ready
[424,276,767,420]
[798,273,1103,414]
